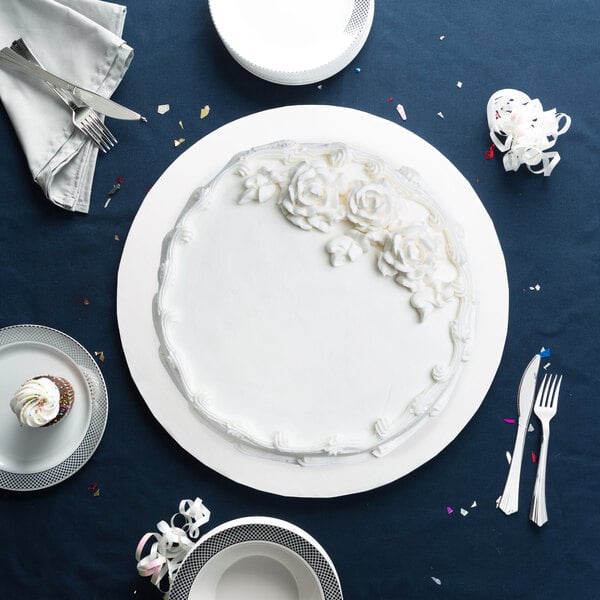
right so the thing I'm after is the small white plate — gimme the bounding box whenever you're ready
[209,0,374,85]
[0,325,108,491]
[170,517,342,600]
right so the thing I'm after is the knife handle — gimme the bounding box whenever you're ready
[498,423,528,515]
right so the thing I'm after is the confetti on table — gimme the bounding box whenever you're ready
[485,144,495,159]
[386,97,393,103]
[200,105,210,119]
[543,362,551,370]
[396,104,407,121]
[157,104,170,115]
[94,351,105,362]
[495,496,502,508]
[456,81,463,88]
[94,489,101,497]
[317,84,323,90]
[460,508,469,516]
[114,234,120,241]
[354,67,361,73]
[529,284,541,291]
[539,347,551,358]
[471,500,477,508]
[528,423,535,432]
[439,35,445,40]
[532,451,538,463]
[83,298,90,306]
[506,451,512,464]
[178,120,184,129]
[174,138,185,147]
[87,482,98,491]
[437,111,445,119]
[108,176,123,196]
[431,577,442,586]
[446,506,454,515]
[504,418,516,424]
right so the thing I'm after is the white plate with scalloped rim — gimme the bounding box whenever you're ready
[169,517,342,600]
[0,324,108,491]
[117,105,508,497]
[209,0,375,85]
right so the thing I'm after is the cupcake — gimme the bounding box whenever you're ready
[10,375,75,428]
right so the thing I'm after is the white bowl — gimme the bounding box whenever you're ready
[209,0,375,85]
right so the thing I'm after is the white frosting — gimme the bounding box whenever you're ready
[10,377,60,427]
[154,141,475,464]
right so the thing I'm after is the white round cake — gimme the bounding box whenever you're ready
[154,141,475,465]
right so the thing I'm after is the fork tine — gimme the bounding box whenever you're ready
[88,113,118,145]
[79,121,107,152]
[84,116,115,149]
[550,375,563,408]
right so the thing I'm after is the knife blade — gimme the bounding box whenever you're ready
[0,47,145,121]
[497,353,541,515]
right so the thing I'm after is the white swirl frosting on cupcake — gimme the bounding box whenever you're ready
[10,377,60,427]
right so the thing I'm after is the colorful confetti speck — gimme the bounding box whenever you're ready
[157,104,170,115]
[446,506,454,515]
[178,120,184,129]
[437,111,445,119]
[94,489,100,497]
[460,508,469,516]
[504,418,516,424]
[200,105,210,119]
[471,501,477,508]
[94,351,105,362]
[114,234,120,241]
[528,424,535,432]
[431,577,442,586]
[386,97,393,103]
[83,298,90,306]
[532,451,538,463]
[174,138,185,147]
[354,67,361,73]
[456,81,463,88]
[485,144,495,159]
[396,104,407,121]
[506,451,512,464]
[87,482,98,491]
[439,35,445,40]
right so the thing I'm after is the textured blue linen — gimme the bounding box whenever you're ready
[1,1,599,598]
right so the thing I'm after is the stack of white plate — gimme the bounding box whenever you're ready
[208,0,375,85]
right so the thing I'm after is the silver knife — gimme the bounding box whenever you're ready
[0,47,145,121]
[497,353,541,515]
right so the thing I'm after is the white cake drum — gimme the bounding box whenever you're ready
[155,141,475,464]
[117,105,508,497]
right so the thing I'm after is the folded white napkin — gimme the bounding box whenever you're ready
[0,0,133,213]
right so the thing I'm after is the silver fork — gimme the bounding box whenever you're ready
[10,39,117,153]
[530,373,563,527]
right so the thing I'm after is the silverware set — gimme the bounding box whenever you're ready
[498,353,563,526]
[0,38,145,152]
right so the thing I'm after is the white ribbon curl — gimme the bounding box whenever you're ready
[487,89,571,176]
[135,498,211,597]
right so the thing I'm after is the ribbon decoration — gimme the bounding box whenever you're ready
[135,498,211,597]
[487,89,571,176]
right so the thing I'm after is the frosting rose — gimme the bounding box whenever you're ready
[377,225,438,287]
[346,181,397,232]
[280,161,344,232]
[10,377,60,427]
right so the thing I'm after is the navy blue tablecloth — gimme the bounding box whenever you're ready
[1,1,599,598]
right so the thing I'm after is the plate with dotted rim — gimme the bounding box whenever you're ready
[0,324,108,491]
[170,517,343,600]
